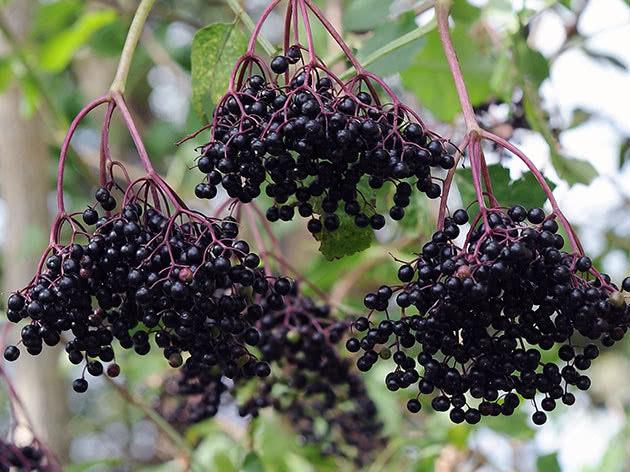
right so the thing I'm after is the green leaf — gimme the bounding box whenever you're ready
[455,166,478,211]
[87,20,128,56]
[514,39,550,88]
[311,179,375,260]
[0,56,13,94]
[401,25,495,122]
[242,452,265,472]
[356,12,427,77]
[490,49,516,101]
[344,0,392,32]
[19,75,40,119]
[191,22,248,123]
[456,164,555,211]
[487,164,556,209]
[32,0,82,40]
[619,137,630,169]
[537,453,561,472]
[64,458,123,472]
[481,412,536,440]
[38,9,118,73]
[549,151,598,186]
[451,2,482,23]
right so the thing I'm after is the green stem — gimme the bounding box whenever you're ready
[110,0,156,93]
[338,17,437,80]
[226,0,277,56]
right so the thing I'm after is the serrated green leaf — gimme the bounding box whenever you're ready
[311,179,375,260]
[0,56,13,94]
[537,453,561,472]
[619,137,630,169]
[38,9,118,73]
[401,25,495,122]
[191,22,248,123]
[344,0,392,32]
[356,12,427,77]
[242,452,265,472]
[456,164,555,211]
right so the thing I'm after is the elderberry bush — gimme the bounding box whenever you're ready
[4,179,293,393]
[349,205,630,425]
[162,285,386,465]
[195,45,455,234]
[0,440,53,472]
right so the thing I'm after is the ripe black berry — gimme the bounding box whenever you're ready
[270,56,289,74]
[4,345,20,361]
[73,378,88,393]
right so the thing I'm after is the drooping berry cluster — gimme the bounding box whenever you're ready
[196,52,455,234]
[163,285,386,465]
[190,0,455,234]
[0,439,53,472]
[4,177,292,392]
[348,205,630,425]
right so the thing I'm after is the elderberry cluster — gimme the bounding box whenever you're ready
[4,183,293,393]
[348,205,630,425]
[195,46,454,233]
[163,286,386,465]
[0,440,52,472]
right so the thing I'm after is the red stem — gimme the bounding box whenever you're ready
[469,135,489,228]
[112,92,188,212]
[298,0,316,65]
[303,0,364,73]
[246,0,283,55]
[480,130,584,255]
[479,150,499,208]
[437,135,470,230]
[435,2,478,132]
[56,95,111,213]
[100,101,116,187]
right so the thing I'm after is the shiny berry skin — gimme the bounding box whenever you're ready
[407,399,421,413]
[73,378,88,393]
[270,56,289,74]
[4,345,20,362]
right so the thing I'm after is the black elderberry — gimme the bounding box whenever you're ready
[532,411,547,425]
[73,378,88,393]
[4,345,20,361]
[270,56,289,74]
[307,218,322,233]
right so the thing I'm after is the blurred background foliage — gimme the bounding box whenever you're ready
[0,0,629,471]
